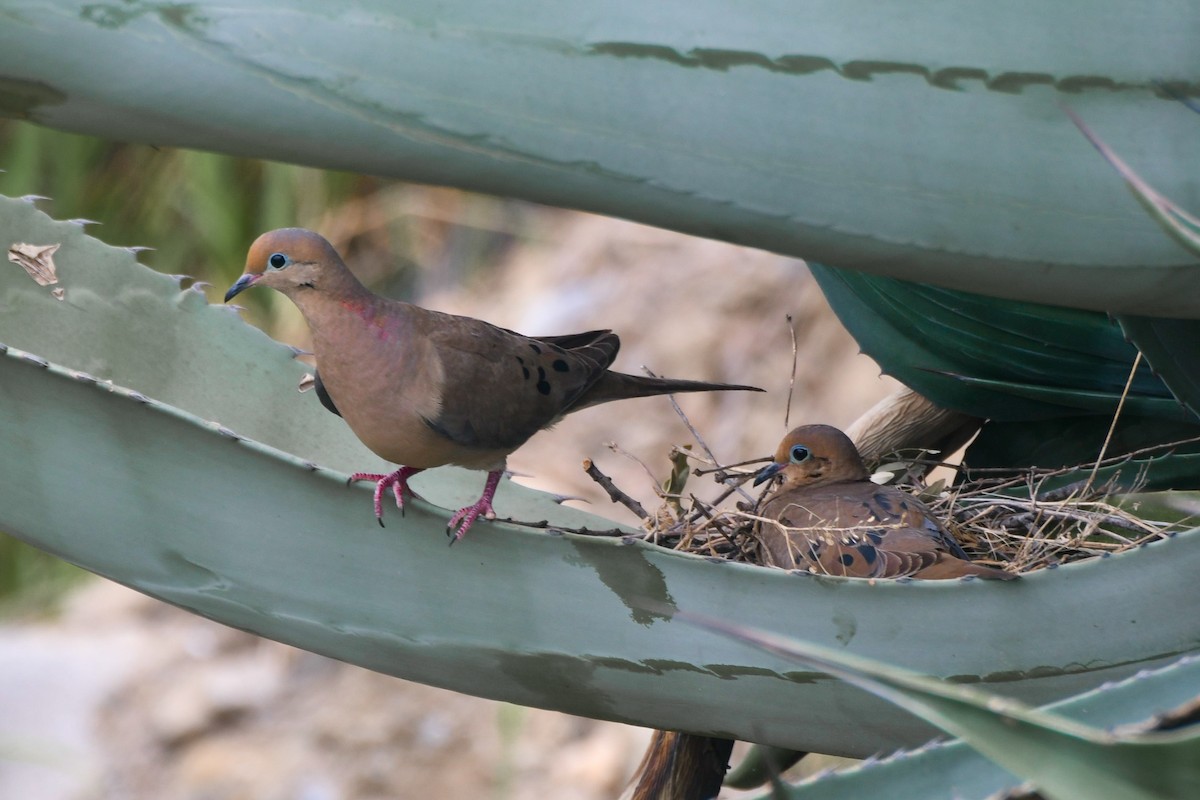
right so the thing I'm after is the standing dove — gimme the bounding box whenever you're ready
[225,228,762,540]
[753,424,1015,579]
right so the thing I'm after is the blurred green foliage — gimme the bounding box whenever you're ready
[0,119,543,610]
[0,119,371,323]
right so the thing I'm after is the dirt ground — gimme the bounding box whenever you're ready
[0,210,895,799]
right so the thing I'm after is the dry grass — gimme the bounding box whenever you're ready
[560,441,1190,577]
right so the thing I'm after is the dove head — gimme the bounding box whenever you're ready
[225,228,356,302]
[753,424,870,491]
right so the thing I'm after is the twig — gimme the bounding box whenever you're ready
[606,442,664,488]
[644,367,721,467]
[1084,351,1143,494]
[784,313,799,432]
[693,456,770,476]
[582,458,649,519]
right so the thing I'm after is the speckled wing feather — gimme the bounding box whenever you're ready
[760,482,1008,579]
[421,316,619,452]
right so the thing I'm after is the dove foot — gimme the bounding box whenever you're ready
[350,467,425,525]
[446,470,502,544]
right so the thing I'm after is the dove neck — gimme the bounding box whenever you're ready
[288,260,372,315]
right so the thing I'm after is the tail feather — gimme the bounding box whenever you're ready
[576,372,763,412]
[626,731,733,800]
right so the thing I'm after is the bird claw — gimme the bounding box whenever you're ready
[349,467,424,526]
[446,499,496,545]
[446,470,503,545]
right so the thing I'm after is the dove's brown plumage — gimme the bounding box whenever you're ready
[225,228,762,539]
[753,425,1015,580]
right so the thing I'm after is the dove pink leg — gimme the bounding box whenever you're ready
[446,470,502,544]
[349,466,425,526]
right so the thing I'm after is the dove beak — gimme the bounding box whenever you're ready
[224,273,260,302]
[753,461,785,487]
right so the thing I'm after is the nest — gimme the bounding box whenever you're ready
[580,444,1185,576]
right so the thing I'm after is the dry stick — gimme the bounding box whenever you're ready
[494,517,629,537]
[784,313,799,432]
[1084,351,1143,495]
[643,367,720,465]
[606,441,664,489]
[693,456,770,476]
[583,458,649,519]
[643,367,758,506]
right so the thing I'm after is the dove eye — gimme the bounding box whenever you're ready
[789,444,811,463]
[268,253,288,270]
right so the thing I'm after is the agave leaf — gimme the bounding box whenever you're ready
[749,654,1200,799]
[1065,106,1200,257]
[676,613,1200,800]
[962,416,1200,492]
[1061,107,1200,430]
[1116,316,1200,423]
[3,192,1200,755]
[807,263,1200,483]
[806,264,1172,421]
[0,1,1198,315]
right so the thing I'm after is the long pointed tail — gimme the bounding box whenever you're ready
[577,372,763,411]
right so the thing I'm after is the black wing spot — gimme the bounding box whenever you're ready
[535,366,552,395]
[552,358,570,372]
[872,492,899,515]
[529,343,542,354]
[522,367,531,379]
[840,553,855,566]
[855,544,878,564]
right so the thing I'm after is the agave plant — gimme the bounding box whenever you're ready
[1,2,1198,796]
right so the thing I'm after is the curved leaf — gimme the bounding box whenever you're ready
[808,263,1200,485]
[0,1,1198,315]
[1117,315,1200,421]
[2,193,1200,758]
[703,623,1200,800]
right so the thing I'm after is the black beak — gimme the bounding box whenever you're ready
[224,273,259,302]
[753,461,785,487]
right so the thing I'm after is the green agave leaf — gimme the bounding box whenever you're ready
[938,373,1189,420]
[807,263,1177,418]
[1116,316,1200,422]
[0,1,1198,315]
[1117,491,1200,527]
[963,416,1200,492]
[1066,106,1200,257]
[808,263,1200,482]
[676,614,1200,800]
[749,653,1200,799]
[3,194,1200,757]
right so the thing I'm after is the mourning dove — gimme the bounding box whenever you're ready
[225,228,762,540]
[753,424,1015,580]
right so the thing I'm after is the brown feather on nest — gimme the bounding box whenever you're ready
[578,439,1184,577]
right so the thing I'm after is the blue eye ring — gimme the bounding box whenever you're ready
[268,252,288,270]
[789,444,811,463]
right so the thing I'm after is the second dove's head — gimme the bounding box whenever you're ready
[225,228,347,302]
[753,424,870,491]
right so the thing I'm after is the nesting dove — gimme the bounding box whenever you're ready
[226,228,762,540]
[754,424,1015,579]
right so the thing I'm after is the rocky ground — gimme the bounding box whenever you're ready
[0,211,894,799]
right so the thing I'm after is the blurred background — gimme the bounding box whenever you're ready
[0,119,897,799]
